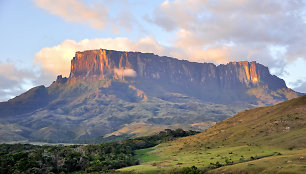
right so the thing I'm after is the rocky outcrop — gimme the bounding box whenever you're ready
[68,49,287,91]
[54,75,68,84]
[218,61,286,90]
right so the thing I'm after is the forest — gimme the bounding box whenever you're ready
[0,129,198,173]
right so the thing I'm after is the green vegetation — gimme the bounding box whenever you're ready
[134,148,160,163]
[208,149,306,174]
[169,166,202,174]
[119,145,292,173]
[0,129,197,173]
[119,95,306,173]
[0,143,137,173]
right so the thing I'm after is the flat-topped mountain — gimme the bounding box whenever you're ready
[70,49,285,87]
[0,49,302,143]
[70,49,285,90]
[63,49,296,105]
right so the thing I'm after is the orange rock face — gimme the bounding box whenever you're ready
[224,61,261,87]
[67,49,287,91]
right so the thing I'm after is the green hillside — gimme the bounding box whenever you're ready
[120,95,306,173]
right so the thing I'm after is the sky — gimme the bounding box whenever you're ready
[1,0,306,101]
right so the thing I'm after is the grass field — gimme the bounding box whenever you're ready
[134,148,161,163]
[119,144,306,173]
[208,149,306,174]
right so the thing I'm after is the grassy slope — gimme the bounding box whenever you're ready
[208,149,306,174]
[119,95,306,173]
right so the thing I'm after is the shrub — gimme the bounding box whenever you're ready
[170,165,202,174]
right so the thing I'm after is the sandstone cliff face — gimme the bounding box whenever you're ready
[68,49,286,91]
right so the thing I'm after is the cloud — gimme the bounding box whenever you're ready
[34,37,169,79]
[33,0,108,29]
[32,0,141,33]
[275,58,306,89]
[0,61,36,102]
[0,62,34,82]
[293,80,306,93]
[148,0,306,71]
[114,68,137,77]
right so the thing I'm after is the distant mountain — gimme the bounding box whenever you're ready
[69,49,297,105]
[0,49,301,143]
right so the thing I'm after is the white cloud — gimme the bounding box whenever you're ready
[32,0,140,32]
[33,0,108,29]
[114,68,137,77]
[0,62,33,82]
[276,58,306,89]
[0,61,36,101]
[149,0,306,70]
[293,79,306,93]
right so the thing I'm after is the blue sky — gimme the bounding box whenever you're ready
[1,0,306,101]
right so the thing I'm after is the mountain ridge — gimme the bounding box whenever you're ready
[0,49,302,143]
